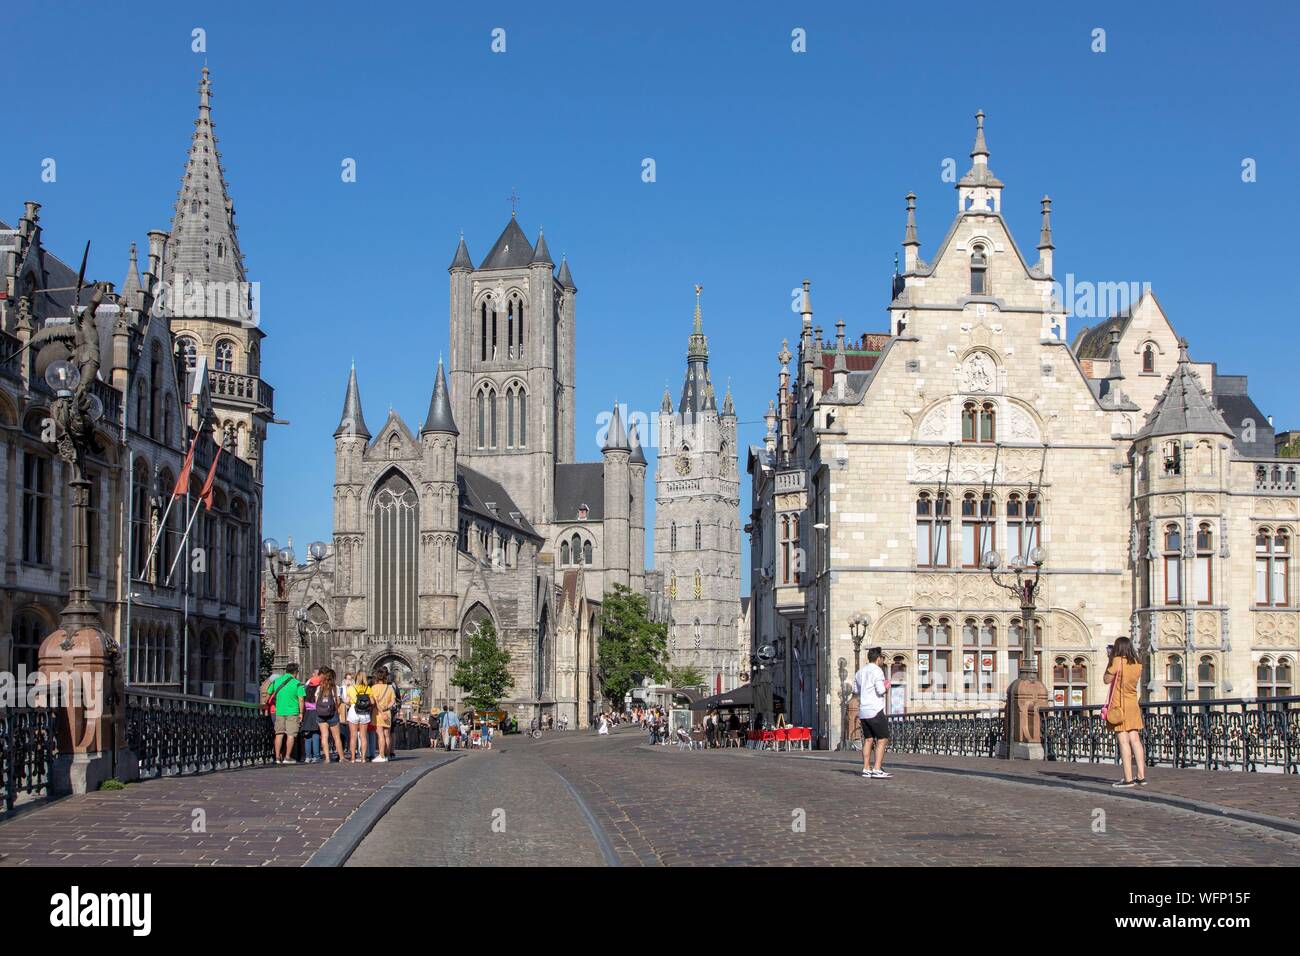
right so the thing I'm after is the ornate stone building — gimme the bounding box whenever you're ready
[747,113,1295,748]
[653,288,743,693]
[277,217,646,728]
[0,68,267,700]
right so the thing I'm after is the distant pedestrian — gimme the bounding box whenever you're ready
[370,667,395,763]
[1104,637,1147,788]
[267,663,306,765]
[854,647,892,779]
[346,672,373,762]
[315,668,344,763]
[301,668,322,763]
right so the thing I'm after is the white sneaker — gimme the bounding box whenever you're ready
[372,755,388,763]
[871,770,893,779]
[861,770,874,778]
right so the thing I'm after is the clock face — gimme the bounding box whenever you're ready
[676,452,692,475]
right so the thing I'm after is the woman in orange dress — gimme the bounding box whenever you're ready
[1104,636,1147,788]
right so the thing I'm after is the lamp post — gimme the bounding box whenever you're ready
[290,541,329,668]
[848,612,872,674]
[982,546,1050,759]
[263,538,295,671]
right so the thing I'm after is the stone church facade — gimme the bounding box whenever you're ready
[748,113,1296,748]
[280,218,646,728]
[653,288,743,693]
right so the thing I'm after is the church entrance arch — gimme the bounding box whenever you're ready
[371,653,418,716]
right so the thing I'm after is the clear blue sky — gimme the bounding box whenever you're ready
[7,1,1299,586]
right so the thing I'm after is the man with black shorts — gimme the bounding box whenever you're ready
[853,647,891,779]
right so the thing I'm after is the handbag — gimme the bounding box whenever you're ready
[1102,661,1125,728]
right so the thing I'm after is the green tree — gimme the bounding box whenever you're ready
[597,583,670,710]
[452,620,515,710]
[668,664,706,689]
[259,637,275,682]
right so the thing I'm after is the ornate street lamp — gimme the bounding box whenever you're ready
[982,546,1050,758]
[848,612,872,674]
[263,538,295,671]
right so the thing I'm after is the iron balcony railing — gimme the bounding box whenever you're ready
[1042,695,1299,773]
[125,688,273,778]
[887,707,1005,758]
[0,706,58,814]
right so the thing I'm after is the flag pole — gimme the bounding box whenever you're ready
[166,495,201,585]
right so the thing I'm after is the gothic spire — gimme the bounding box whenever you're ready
[531,227,552,265]
[1136,339,1234,440]
[167,66,247,292]
[1038,196,1055,250]
[421,358,459,435]
[679,284,711,421]
[557,255,576,290]
[121,242,141,299]
[903,192,919,247]
[971,108,989,158]
[603,402,629,452]
[721,381,735,417]
[334,364,371,439]
[628,421,647,465]
[957,109,1004,208]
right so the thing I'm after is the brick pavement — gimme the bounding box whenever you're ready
[533,728,1300,866]
[0,752,448,867]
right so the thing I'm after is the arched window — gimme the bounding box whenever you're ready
[11,610,46,674]
[20,447,52,565]
[916,492,951,568]
[177,337,198,371]
[1007,493,1043,563]
[507,294,525,359]
[370,472,419,641]
[583,540,593,565]
[216,241,225,261]
[916,616,951,693]
[961,401,996,444]
[1194,523,1213,604]
[669,571,677,599]
[505,383,528,448]
[961,492,995,567]
[1052,655,1089,707]
[1142,343,1155,373]
[1257,656,1293,700]
[693,618,702,649]
[570,533,582,565]
[670,522,677,551]
[780,514,800,585]
[150,342,162,440]
[695,519,702,550]
[132,460,150,578]
[1165,654,1185,701]
[970,244,987,295]
[1196,655,1216,700]
[1256,527,1290,607]
[693,569,703,599]
[475,384,498,449]
[480,299,491,362]
[1163,524,1183,604]
[961,617,996,696]
[560,539,570,565]
[215,339,235,372]
[1162,440,1181,476]
[887,656,908,714]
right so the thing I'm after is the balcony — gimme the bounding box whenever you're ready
[775,469,806,493]
[209,370,274,415]
[1255,460,1298,493]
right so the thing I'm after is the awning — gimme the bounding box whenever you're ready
[689,684,755,711]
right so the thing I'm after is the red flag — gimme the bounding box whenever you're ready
[199,442,222,511]
[172,431,199,497]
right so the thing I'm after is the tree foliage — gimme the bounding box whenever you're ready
[452,619,514,711]
[597,583,670,710]
[668,664,706,689]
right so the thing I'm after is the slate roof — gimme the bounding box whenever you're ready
[457,464,540,538]
[421,359,458,435]
[479,217,535,270]
[557,257,575,290]
[1072,313,1132,360]
[334,365,371,439]
[1136,342,1234,441]
[1213,375,1276,458]
[448,235,474,272]
[554,462,606,522]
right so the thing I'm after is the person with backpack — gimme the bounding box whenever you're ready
[370,666,395,763]
[266,663,306,765]
[315,668,344,764]
[346,671,373,763]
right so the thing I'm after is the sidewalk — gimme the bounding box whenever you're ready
[742,747,1300,833]
[0,751,451,867]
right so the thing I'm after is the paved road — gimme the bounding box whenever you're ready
[346,728,1300,866]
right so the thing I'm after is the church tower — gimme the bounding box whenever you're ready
[446,215,573,526]
[164,66,271,481]
[654,286,742,691]
[419,359,461,654]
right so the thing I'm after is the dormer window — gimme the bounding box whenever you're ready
[970,245,988,295]
[577,504,589,520]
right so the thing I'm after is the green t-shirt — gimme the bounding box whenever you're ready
[268,675,305,716]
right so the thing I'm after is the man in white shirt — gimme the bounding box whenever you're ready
[852,647,892,779]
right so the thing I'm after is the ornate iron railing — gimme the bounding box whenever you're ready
[887,708,1004,758]
[1,707,58,814]
[1042,696,1300,772]
[125,689,273,778]
[391,719,432,751]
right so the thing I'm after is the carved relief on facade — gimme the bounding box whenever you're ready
[1157,611,1185,648]
[1194,610,1220,647]
[959,349,999,394]
[912,445,950,483]
[1048,608,1093,648]
[874,607,908,647]
[1158,495,1182,515]
[1255,612,1299,648]
[917,402,949,441]
[1255,497,1296,518]
[958,571,1003,606]
[913,573,957,604]
[1004,402,1041,442]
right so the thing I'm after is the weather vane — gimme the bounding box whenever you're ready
[508,187,520,217]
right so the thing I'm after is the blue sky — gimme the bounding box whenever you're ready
[7,1,1299,585]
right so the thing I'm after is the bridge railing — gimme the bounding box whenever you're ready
[0,706,58,814]
[126,688,273,778]
[887,708,1005,758]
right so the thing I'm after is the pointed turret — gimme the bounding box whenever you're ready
[531,228,552,265]
[334,364,371,439]
[661,385,673,414]
[166,66,247,291]
[956,110,1004,212]
[1036,196,1055,276]
[121,242,142,300]
[832,320,848,396]
[449,233,474,272]
[421,358,459,435]
[1136,340,1234,440]
[902,193,921,271]
[678,284,711,421]
[603,402,630,452]
[629,421,647,465]
[721,382,735,418]
[557,255,576,290]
